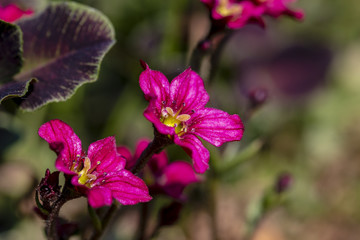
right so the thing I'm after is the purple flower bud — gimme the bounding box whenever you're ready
[37,169,61,208]
[248,87,268,109]
[200,40,212,51]
[274,172,293,194]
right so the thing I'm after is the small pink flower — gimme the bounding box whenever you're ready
[252,0,304,20]
[0,4,33,23]
[118,139,200,200]
[38,119,152,208]
[139,63,244,173]
[201,0,303,29]
[201,0,256,29]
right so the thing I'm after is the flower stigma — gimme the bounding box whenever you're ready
[161,106,190,136]
[77,157,98,187]
[216,0,243,18]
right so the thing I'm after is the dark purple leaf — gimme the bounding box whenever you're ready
[0,78,35,102]
[0,20,35,103]
[13,2,115,110]
[0,20,22,83]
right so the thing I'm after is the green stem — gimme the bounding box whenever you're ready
[89,202,120,240]
[134,202,149,240]
[209,171,219,240]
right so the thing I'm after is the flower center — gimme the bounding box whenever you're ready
[216,0,243,18]
[75,157,98,187]
[161,107,190,136]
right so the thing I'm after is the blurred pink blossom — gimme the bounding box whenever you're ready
[0,4,33,23]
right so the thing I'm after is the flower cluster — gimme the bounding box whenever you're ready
[139,63,244,173]
[0,4,33,23]
[38,119,152,208]
[201,0,304,29]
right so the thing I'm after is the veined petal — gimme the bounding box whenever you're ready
[87,137,125,173]
[139,63,170,110]
[38,119,82,175]
[103,170,152,205]
[88,186,112,208]
[189,108,244,147]
[169,68,209,114]
[174,134,209,174]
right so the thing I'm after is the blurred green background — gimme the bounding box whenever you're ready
[1,0,360,239]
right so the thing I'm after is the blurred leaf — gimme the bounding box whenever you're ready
[218,139,263,176]
[13,1,115,111]
[0,20,35,103]
[0,20,22,83]
[0,127,19,156]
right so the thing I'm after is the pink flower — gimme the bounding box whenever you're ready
[139,63,244,173]
[252,0,304,20]
[117,139,200,200]
[0,4,33,23]
[201,0,303,29]
[201,0,256,29]
[38,119,152,208]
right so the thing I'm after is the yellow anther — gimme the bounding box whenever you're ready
[216,0,243,17]
[77,157,97,186]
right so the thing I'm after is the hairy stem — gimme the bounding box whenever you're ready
[46,181,81,240]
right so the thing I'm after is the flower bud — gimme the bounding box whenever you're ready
[37,169,61,209]
[274,172,293,194]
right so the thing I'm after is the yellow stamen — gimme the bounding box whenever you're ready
[216,0,243,18]
[78,157,97,186]
[161,106,191,136]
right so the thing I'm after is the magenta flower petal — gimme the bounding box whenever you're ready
[147,150,169,177]
[159,161,200,199]
[117,146,134,170]
[163,161,199,185]
[87,136,126,173]
[139,63,170,109]
[174,134,210,174]
[169,68,209,114]
[189,108,244,147]
[0,4,33,23]
[161,161,200,199]
[104,170,152,205]
[38,119,82,175]
[88,186,113,208]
